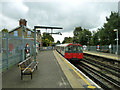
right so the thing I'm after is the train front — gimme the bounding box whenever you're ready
[65,44,83,61]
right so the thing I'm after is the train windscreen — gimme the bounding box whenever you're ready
[72,45,77,53]
[65,45,72,53]
[65,45,82,53]
[78,45,83,53]
[72,45,83,53]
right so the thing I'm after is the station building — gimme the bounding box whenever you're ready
[9,19,42,47]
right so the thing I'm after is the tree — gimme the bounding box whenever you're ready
[42,33,54,46]
[73,27,82,36]
[1,28,8,33]
[90,31,100,45]
[42,33,54,42]
[78,29,91,45]
[56,40,61,44]
[98,12,120,45]
[73,26,92,45]
[42,38,50,46]
[73,27,82,43]
[62,37,73,44]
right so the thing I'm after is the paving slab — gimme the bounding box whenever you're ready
[2,50,71,88]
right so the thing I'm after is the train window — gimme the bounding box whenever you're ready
[73,45,77,53]
[61,47,64,51]
[78,46,83,52]
[65,45,72,53]
[73,45,78,53]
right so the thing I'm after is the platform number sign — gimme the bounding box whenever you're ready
[97,45,100,51]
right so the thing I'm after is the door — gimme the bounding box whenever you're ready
[77,45,83,59]
[72,45,78,59]
[65,45,72,59]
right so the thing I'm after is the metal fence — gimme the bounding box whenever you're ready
[1,32,35,72]
[40,46,54,51]
[85,45,120,55]
[0,32,2,73]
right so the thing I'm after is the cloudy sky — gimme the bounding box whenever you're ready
[0,0,119,42]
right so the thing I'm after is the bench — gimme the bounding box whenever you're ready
[18,57,38,80]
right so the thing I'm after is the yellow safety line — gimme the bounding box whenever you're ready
[55,51,96,89]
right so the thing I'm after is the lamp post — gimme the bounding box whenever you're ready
[86,35,89,51]
[114,29,119,55]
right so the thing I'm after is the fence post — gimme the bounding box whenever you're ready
[6,33,9,69]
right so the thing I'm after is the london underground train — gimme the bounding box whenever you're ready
[55,43,83,61]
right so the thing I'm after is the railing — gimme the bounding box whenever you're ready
[84,45,120,55]
[1,32,38,72]
[40,46,54,51]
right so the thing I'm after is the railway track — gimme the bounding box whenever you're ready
[73,56,120,90]
[83,57,120,78]
[56,49,120,89]
[70,56,120,89]
[83,53,120,66]
[83,55,120,71]
[77,62,120,90]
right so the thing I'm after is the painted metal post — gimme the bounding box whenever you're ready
[88,37,89,51]
[114,29,119,55]
[117,29,119,55]
[6,33,9,69]
[22,25,24,61]
[86,35,89,51]
[34,27,36,62]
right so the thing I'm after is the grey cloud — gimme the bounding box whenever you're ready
[1,1,118,33]
[24,2,117,33]
[2,2,29,20]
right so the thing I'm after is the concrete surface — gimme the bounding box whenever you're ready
[2,50,71,88]
[83,50,120,61]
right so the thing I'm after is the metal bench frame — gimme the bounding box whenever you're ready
[18,57,38,80]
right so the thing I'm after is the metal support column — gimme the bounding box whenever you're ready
[34,27,36,62]
[22,25,24,61]
[86,35,89,51]
[6,33,9,69]
[51,29,53,36]
[116,29,119,55]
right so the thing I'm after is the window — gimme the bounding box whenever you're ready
[14,31,18,36]
[78,46,83,52]
[73,46,77,53]
[27,31,31,37]
[65,47,68,52]
[65,45,72,52]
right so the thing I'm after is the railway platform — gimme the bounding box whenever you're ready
[2,50,101,89]
[83,50,120,61]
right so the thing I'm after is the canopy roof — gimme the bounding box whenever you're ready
[56,43,82,47]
